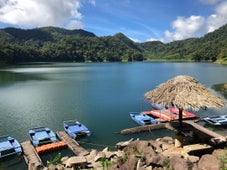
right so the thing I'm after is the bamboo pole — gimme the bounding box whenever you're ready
[120,123,173,135]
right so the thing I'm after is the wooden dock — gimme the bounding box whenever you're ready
[184,120,223,138]
[56,131,89,156]
[120,120,227,143]
[21,141,44,170]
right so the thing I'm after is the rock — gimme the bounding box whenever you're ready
[162,146,188,158]
[212,148,227,157]
[61,156,69,163]
[64,156,87,168]
[162,136,174,144]
[161,142,173,151]
[94,151,105,162]
[102,147,117,159]
[174,138,182,148]
[145,152,167,167]
[86,149,98,162]
[116,138,134,150]
[169,155,189,170]
[198,154,221,170]
[148,140,163,153]
[120,154,137,170]
[187,155,200,163]
[135,141,156,155]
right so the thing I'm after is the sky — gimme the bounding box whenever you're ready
[0,0,227,43]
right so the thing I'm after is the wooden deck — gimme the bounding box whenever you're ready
[56,131,89,156]
[21,141,44,170]
[184,120,223,138]
[120,120,227,144]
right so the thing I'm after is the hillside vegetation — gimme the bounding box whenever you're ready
[0,24,227,64]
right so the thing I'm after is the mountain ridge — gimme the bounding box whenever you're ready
[0,24,227,64]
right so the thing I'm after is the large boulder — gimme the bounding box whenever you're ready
[64,156,87,168]
[119,154,138,170]
[198,154,221,170]
[169,156,189,170]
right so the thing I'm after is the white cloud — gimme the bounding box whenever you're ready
[129,37,140,42]
[0,0,94,28]
[207,1,227,32]
[164,15,205,42]
[199,0,221,4]
[161,1,227,43]
[146,37,164,42]
[66,20,84,30]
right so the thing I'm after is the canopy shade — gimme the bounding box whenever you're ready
[144,75,225,111]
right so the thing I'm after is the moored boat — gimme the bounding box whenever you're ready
[63,120,91,139]
[0,135,22,158]
[203,114,227,126]
[151,103,165,110]
[143,110,175,122]
[29,127,58,147]
[129,112,157,126]
[168,108,196,119]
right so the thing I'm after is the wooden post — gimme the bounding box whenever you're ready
[179,107,183,128]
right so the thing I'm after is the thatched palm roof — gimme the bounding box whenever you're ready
[144,75,225,111]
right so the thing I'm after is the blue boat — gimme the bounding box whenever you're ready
[203,114,227,126]
[63,120,91,139]
[0,135,22,158]
[29,127,58,147]
[129,112,157,126]
[151,103,165,110]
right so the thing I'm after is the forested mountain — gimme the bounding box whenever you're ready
[0,24,227,64]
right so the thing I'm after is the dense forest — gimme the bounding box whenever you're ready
[0,24,227,64]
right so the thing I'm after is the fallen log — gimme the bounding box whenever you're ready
[120,123,174,135]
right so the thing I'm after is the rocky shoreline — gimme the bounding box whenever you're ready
[43,136,227,170]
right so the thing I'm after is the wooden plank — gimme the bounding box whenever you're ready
[183,144,212,153]
[21,141,44,170]
[184,120,223,138]
[56,131,89,156]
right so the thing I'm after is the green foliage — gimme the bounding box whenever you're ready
[1,24,227,64]
[47,152,62,167]
[219,148,227,170]
[100,154,115,170]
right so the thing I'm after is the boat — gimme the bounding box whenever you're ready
[0,135,22,158]
[63,120,91,139]
[143,110,176,122]
[203,114,227,126]
[168,108,196,119]
[129,112,157,126]
[29,127,58,147]
[151,103,165,110]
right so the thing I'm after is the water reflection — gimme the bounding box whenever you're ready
[0,71,47,87]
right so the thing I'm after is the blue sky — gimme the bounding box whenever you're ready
[0,0,227,43]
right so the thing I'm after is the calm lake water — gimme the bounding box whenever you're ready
[0,62,227,169]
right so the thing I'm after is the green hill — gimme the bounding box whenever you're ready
[0,24,227,64]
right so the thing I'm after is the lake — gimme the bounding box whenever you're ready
[0,62,227,169]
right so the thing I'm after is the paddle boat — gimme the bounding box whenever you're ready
[203,114,227,126]
[0,135,22,158]
[129,112,157,126]
[151,103,165,110]
[168,108,196,119]
[29,127,58,147]
[63,120,91,139]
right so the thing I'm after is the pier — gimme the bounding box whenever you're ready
[21,141,44,170]
[120,120,227,143]
[56,131,89,156]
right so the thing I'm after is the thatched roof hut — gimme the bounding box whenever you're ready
[144,75,225,111]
